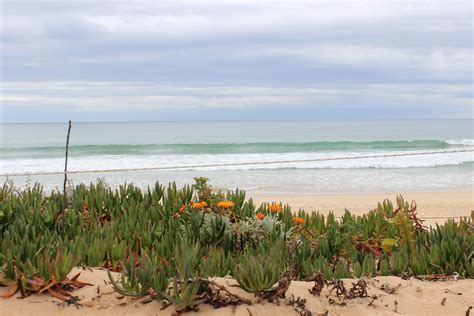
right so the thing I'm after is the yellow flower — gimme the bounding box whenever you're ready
[191,201,208,209]
[292,216,305,224]
[267,203,282,213]
[217,201,235,209]
[256,212,264,220]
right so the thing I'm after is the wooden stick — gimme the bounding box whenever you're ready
[62,120,72,238]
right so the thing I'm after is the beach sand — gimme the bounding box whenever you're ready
[251,191,473,225]
[1,267,473,315]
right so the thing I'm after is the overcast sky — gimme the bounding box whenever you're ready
[1,0,472,122]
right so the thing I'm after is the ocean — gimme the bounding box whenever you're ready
[1,120,473,194]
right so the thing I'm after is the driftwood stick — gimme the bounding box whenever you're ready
[62,120,72,238]
[207,280,253,305]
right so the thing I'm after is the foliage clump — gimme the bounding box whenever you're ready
[0,178,472,311]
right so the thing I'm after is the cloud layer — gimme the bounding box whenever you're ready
[1,0,472,122]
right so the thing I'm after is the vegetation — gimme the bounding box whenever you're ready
[0,178,472,309]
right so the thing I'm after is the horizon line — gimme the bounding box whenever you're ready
[1,118,473,124]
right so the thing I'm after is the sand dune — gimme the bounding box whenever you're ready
[1,267,473,316]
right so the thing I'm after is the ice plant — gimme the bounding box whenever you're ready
[267,203,282,213]
[1,177,473,312]
[234,243,285,293]
[292,216,305,224]
[216,201,235,209]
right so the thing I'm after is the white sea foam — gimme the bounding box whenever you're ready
[1,149,473,175]
[446,139,474,146]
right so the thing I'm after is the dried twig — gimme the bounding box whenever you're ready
[57,296,82,309]
[380,283,400,294]
[328,298,347,306]
[416,273,461,282]
[328,279,347,299]
[160,300,172,310]
[285,294,312,316]
[444,288,463,296]
[203,280,252,308]
[465,306,472,316]
[257,275,291,303]
[347,279,368,299]
[367,296,377,307]
[308,273,326,297]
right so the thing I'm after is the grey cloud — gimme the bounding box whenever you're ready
[0,0,472,121]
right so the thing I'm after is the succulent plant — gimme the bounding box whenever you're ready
[107,253,149,297]
[200,247,233,277]
[0,178,472,309]
[234,243,286,293]
[160,276,206,312]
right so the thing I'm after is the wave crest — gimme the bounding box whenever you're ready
[1,139,473,159]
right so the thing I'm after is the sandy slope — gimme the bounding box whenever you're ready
[251,191,473,225]
[1,267,472,316]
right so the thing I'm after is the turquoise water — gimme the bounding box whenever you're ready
[2,120,473,147]
[0,140,469,159]
[1,120,473,193]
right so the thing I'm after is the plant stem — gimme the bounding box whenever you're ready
[62,120,72,238]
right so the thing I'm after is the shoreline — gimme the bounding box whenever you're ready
[247,188,474,195]
[250,191,473,225]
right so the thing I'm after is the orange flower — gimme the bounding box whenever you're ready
[267,203,282,213]
[179,204,186,213]
[292,216,305,224]
[217,201,235,209]
[191,201,208,209]
[256,212,264,220]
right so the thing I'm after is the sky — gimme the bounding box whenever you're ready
[0,0,472,122]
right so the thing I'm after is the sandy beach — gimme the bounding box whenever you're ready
[252,191,473,226]
[1,267,473,316]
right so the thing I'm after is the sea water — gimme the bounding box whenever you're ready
[1,120,473,193]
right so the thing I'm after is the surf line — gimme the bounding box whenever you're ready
[2,148,473,177]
